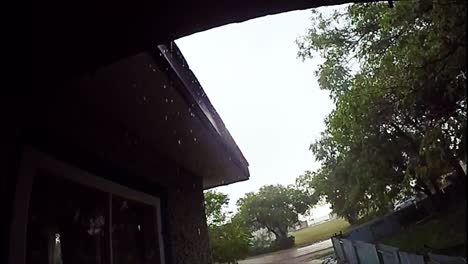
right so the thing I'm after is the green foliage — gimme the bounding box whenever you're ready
[204,191,252,263]
[382,201,466,255]
[208,218,253,264]
[204,190,230,226]
[249,228,276,255]
[296,0,467,221]
[236,185,311,245]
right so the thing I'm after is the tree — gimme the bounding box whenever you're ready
[236,185,311,248]
[208,217,252,264]
[205,190,230,226]
[204,191,252,264]
[296,0,466,219]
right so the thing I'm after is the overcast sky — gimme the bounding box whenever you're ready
[176,5,346,219]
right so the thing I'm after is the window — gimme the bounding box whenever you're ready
[11,148,165,264]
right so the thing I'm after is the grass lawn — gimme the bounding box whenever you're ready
[381,201,466,256]
[291,218,351,246]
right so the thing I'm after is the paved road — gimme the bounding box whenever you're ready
[238,240,333,264]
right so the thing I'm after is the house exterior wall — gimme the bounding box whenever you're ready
[5,64,213,264]
[5,137,213,264]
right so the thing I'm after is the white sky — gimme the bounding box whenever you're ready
[176,5,346,219]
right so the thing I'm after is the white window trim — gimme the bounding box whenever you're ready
[9,146,166,264]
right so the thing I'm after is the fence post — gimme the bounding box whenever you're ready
[332,237,346,261]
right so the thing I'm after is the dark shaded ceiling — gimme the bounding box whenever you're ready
[32,0,374,83]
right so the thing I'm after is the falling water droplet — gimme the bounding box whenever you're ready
[178,139,181,145]
[165,115,168,121]
[170,99,174,103]
[189,129,193,134]
[194,137,197,142]
[163,84,167,89]
[165,98,168,103]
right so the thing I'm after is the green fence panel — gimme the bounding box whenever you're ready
[399,251,424,264]
[342,239,359,264]
[377,244,400,264]
[354,240,380,264]
[428,253,466,264]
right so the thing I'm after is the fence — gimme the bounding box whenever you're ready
[331,237,466,264]
[342,183,466,243]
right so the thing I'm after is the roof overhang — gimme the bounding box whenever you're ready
[33,42,249,189]
[32,0,373,82]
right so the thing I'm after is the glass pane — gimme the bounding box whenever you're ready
[27,172,109,264]
[112,195,161,264]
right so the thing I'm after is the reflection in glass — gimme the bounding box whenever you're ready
[112,196,161,264]
[27,172,108,264]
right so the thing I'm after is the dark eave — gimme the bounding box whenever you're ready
[32,0,374,83]
[159,43,249,174]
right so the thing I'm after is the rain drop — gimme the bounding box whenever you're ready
[194,137,197,142]
[178,139,181,145]
[170,99,174,103]
[165,115,168,121]
[165,98,168,103]
[163,84,167,89]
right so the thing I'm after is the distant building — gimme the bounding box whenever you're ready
[288,220,308,232]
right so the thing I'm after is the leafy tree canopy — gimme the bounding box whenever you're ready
[236,184,312,242]
[296,0,466,221]
[204,191,252,263]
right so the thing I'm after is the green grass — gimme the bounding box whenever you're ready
[291,218,351,246]
[381,201,466,256]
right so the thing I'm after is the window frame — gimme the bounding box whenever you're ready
[9,146,166,264]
